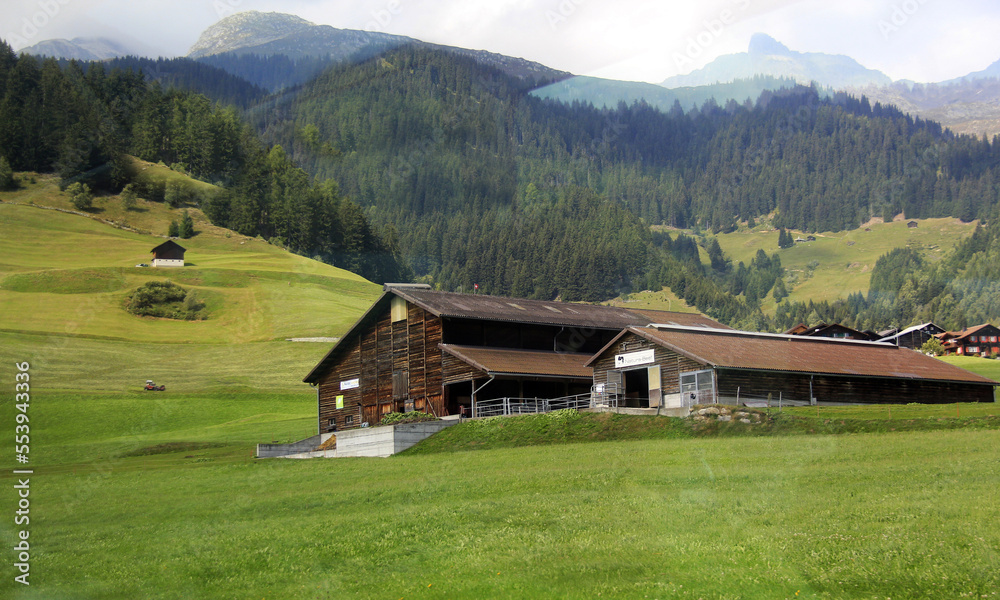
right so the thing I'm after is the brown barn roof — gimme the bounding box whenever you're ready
[589,326,998,386]
[440,345,593,379]
[392,287,727,330]
[303,286,724,383]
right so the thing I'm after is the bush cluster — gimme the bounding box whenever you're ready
[379,411,438,426]
[125,280,206,320]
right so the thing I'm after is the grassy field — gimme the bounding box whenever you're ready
[3,175,1000,599]
[2,405,998,599]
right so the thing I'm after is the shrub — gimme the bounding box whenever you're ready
[379,411,438,426]
[921,337,945,356]
[120,184,138,211]
[125,281,207,320]
[67,182,93,211]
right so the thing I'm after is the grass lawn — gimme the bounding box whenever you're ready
[3,422,998,599]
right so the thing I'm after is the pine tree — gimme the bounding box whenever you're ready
[0,156,13,190]
[168,220,179,237]
[178,209,194,239]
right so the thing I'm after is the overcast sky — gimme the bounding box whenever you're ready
[4,0,1000,83]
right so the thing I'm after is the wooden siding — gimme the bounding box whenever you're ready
[317,336,363,432]
[590,331,705,395]
[317,302,456,432]
[717,368,995,404]
[442,350,484,385]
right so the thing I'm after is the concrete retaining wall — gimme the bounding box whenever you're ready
[256,433,334,458]
[256,421,456,458]
[335,420,457,458]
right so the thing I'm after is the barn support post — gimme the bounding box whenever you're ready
[314,384,321,434]
[472,376,496,418]
[809,374,816,405]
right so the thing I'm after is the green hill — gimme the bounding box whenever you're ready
[0,172,381,394]
[621,217,979,319]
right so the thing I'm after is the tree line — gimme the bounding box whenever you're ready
[0,40,408,283]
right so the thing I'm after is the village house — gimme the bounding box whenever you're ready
[587,325,997,407]
[936,324,1000,356]
[878,322,945,349]
[785,322,877,341]
[150,240,186,267]
[303,285,726,431]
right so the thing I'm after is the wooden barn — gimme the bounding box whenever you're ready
[936,324,1000,356]
[303,285,726,431]
[878,322,945,349]
[785,322,876,341]
[587,325,997,408]
[150,240,186,267]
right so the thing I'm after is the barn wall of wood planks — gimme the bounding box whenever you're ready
[318,300,480,432]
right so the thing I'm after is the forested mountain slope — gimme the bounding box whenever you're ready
[250,46,1000,303]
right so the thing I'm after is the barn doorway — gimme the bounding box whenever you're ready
[620,366,661,409]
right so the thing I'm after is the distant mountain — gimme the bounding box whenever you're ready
[845,78,1000,137]
[662,33,892,90]
[944,58,1000,84]
[188,11,568,84]
[19,37,134,61]
[531,74,798,112]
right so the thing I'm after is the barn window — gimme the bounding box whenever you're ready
[345,415,354,426]
[391,296,408,322]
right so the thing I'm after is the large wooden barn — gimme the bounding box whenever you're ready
[587,325,998,407]
[303,285,726,431]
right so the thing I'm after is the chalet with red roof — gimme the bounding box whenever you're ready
[936,324,1000,356]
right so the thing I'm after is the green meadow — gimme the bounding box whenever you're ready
[633,218,978,315]
[2,179,999,599]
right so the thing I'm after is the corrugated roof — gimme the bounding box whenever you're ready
[600,326,997,385]
[440,344,593,379]
[393,288,726,330]
[878,322,942,343]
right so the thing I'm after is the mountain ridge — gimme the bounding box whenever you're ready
[662,33,892,89]
[187,10,569,84]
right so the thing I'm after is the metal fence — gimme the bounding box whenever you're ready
[716,392,812,408]
[473,385,621,419]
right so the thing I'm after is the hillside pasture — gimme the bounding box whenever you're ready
[715,218,977,309]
